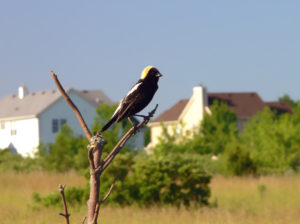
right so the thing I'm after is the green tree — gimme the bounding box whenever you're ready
[154,100,238,156]
[226,142,257,176]
[278,94,297,108]
[38,125,88,172]
[91,104,132,154]
[241,107,300,174]
[197,100,238,155]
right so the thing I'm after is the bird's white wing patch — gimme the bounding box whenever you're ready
[111,82,142,118]
[112,99,123,117]
[126,82,142,97]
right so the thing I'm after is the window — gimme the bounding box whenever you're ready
[0,121,5,129]
[60,119,67,127]
[52,119,59,133]
[176,124,181,135]
[52,119,67,133]
[10,121,16,135]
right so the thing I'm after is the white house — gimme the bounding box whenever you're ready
[0,86,144,156]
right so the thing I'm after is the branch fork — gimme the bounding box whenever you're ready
[52,71,158,224]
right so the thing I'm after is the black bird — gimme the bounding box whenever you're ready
[101,66,162,132]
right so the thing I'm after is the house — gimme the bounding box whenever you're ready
[0,86,144,156]
[148,86,292,147]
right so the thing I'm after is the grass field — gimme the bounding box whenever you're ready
[0,172,300,224]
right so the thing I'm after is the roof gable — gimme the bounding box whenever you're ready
[0,88,112,120]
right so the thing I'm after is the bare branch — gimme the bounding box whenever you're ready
[51,71,92,140]
[81,216,87,224]
[58,184,70,224]
[101,176,117,204]
[93,203,100,224]
[101,104,158,172]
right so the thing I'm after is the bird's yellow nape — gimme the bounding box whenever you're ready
[140,66,154,79]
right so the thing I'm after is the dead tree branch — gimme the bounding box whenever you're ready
[51,71,92,140]
[100,104,158,172]
[101,176,117,204]
[58,184,70,224]
[51,71,158,224]
[81,216,87,224]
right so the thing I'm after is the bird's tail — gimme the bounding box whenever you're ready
[101,116,117,133]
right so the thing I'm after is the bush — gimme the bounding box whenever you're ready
[0,148,42,172]
[240,107,300,174]
[34,153,212,208]
[37,125,89,172]
[33,186,87,207]
[127,154,211,207]
[290,152,300,172]
[226,146,257,176]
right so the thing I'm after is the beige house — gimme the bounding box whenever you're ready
[148,86,209,146]
[148,86,292,147]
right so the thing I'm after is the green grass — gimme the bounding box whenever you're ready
[0,172,300,224]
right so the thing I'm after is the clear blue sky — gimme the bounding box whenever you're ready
[1,1,299,115]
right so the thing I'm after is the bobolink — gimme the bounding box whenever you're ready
[101,66,162,132]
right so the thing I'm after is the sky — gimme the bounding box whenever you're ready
[1,0,300,115]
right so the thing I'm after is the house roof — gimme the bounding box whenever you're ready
[76,89,112,107]
[265,101,293,114]
[0,88,112,120]
[153,99,189,122]
[152,92,293,123]
[207,92,266,117]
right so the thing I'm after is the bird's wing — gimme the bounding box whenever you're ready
[116,99,136,122]
[115,82,142,121]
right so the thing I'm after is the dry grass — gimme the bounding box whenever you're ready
[0,171,86,224]
[0,172,300,224]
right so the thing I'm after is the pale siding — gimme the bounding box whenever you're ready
[39,91,145,150]
[0,89,145,156]
[127,130,145,151]
[150,122,177,146]
[149,86,207,147]
[38,91,97,145]
[0,117,39,156]
[150,125,163,146]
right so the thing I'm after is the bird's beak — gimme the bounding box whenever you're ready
[156,73,163,78]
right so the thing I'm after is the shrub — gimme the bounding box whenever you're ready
[226,146,257,176]
[32,186,87,207]
[34,153,212,208]
[127,154,211,207]
[0,148,42,172]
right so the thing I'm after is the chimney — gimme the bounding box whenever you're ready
[192,85,208,107]
[18,86,28,99]
[180,85,208,130]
